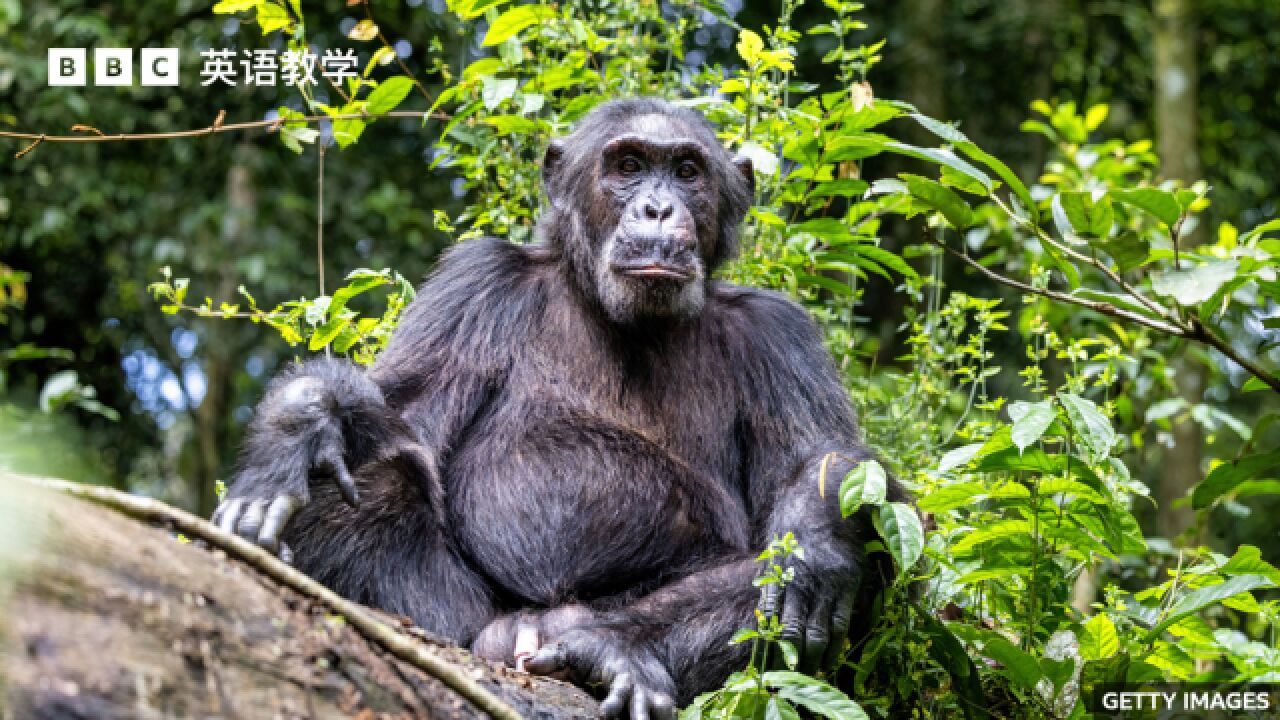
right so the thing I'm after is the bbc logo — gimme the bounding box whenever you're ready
[48,48,180,86]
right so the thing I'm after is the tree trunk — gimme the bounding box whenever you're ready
[1153,0,1202,543]
[0,474,598,719]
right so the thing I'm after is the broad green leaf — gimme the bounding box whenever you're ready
[482,115,541,135]
[736,29,765,64]
[765,698,802,720]
[212,0,262,12]
[480,76,518,110]
[1084,103,1109,131]
[1078,614,1119,661]
[1058,393,1116,461]
[1095,232,1152,273]
[1150,259,1239,306]
[1192,450,1280,508]
[884,142,993,192]
[255,2,291,34]
[956,142,1038,223]
[482,5,555,46]
[876,502,924,573]
[366,76,415,115]
[952,520,1031,554]
[918,482,986,513]
[763,672,868,720]
[981,637,1043,691]
[903,174,974,229]
[1143,575,1275,641]
[840,459,887,516]
[937,442,984,473]
[1112,187,1182,227]
[1009,400,1055,453]
[309,316,349,351]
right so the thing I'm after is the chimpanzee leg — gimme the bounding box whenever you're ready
[280,447,497,644]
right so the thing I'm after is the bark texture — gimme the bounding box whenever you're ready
[0,475,598,719]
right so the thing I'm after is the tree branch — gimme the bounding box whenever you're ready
[930,238,1188,335]
[931,237,1280,394]
[0,110,445,158]
[24,475,524,720]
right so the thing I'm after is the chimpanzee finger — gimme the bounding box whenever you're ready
[314,447,359,508]
[257,494,300,554]
[823,587,857,670]
[236,499,268,542]
[524,642,569,676]
[599,672,633,719]
[630,684,651,720]
[779,587,807,648]
[802,593,833,673]
[216,498,245,536]
[758,583,781,619]
[649,691,675,720]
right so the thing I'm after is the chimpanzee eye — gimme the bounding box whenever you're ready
[619,156,643,175]
[676,161,700,180]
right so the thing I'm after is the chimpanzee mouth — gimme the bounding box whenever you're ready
[610,262,695,281]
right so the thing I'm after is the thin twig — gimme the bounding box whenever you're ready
[929,237,1187,335]
[23,475,524,720]
[990,195,1172,320]
[932,236,1280,394]
[0,110,445,157]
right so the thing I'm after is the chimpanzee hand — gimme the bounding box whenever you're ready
[525,627,676,720]
[757,538,862,674]
[211,376,360,558]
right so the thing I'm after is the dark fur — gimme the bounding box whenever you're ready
[223,98,900,706]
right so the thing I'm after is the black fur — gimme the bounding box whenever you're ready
[216,97,900,711]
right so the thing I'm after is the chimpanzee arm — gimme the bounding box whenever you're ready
[526,288,894,708]
[214,237,540,557]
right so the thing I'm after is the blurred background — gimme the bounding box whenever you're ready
[0,0,1276,544]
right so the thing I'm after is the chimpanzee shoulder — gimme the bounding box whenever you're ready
[373,236,554,400]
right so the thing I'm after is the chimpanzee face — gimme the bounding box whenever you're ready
[540,102,754,327]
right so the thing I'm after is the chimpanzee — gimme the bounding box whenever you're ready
[212,97,898,719]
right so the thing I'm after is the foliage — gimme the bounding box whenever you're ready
[12,0,1278,716]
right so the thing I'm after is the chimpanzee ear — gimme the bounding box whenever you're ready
[542,138,566,201]
[732,154,755,196]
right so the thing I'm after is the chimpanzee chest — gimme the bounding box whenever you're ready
[447,358,750,606]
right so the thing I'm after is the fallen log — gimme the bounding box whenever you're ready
[0,474,599,719]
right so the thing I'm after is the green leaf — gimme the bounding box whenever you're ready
[1009,400,1055,453]
[1242,376,1269,393]
[481,76,518,110]
[1058,393,1116,461]
[903,174,974,229]
[876,502,924,573]
[482,5,555,45]
[1218,545,1280,585]
[366,76,415,115]
[255,2,291,34]
[1191,450,1280,508]
[1150,259,1239,306]
[1078,614,1119,661]
[937,443,984,473]
[981,637,1043,691]
[952,520,1031,554]
[1112,187,1182,227]
[1143,575,1276,642]
[212,0,262,12]
[956,142,1038,224]
[765,697,802,720]
[884,142,993,192]
[840,459,887,517]
[482,115,541,135]
[763,672,868,720]
[1094,232,1152,273]
[777,639,799,670]
[918,482,986,513]
[309,316,349,351]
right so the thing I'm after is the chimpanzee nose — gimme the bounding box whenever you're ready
[642,198,674,222]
